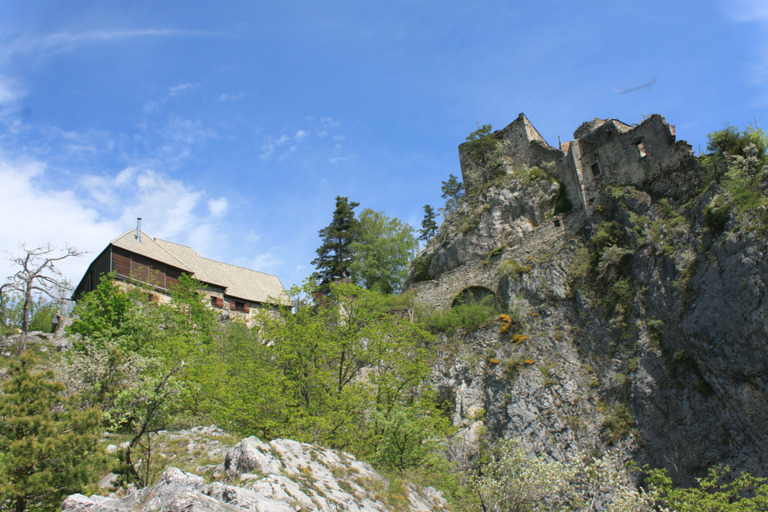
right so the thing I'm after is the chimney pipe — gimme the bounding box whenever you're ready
[137,218,142,243]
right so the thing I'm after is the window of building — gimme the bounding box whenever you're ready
[636,141,647,158]
[591,162,601,177]
[211,296,224,308]
[232,300,250,313]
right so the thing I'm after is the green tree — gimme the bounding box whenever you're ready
[646,465,768,511]
[227,280,439,452]
[441,174,465,215]
[349,209,418,294]
[0,354,102,512]
[311,196,360,292]
[67,273,146,353]
[705,122,768,185]
[418,205,439,242]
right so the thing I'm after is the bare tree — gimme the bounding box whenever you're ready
[1,243,82,354]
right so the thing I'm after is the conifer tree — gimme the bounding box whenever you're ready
[311,196,359,291]
[440,174,464,215]
[418,205,439,242]
[0,353,102,512]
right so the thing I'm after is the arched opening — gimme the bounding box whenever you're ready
[451,286,497,309]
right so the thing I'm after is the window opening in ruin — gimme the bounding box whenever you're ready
[591,162,601,177]
[451,286,497,310]
[636,141,647,158]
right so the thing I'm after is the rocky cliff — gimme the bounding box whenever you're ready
[407,117,768,486]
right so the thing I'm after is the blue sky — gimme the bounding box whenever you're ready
[1,0,767,291]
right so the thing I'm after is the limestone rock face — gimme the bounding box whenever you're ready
[411,152,768,485]
[64,438,447,512]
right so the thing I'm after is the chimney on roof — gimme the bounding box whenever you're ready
[137,218,142,243]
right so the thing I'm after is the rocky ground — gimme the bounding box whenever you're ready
[69,428,447,512]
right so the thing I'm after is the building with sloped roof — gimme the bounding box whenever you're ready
[74,225,288,323]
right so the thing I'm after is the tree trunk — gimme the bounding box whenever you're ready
[15,494,25,512]
[19,296,30,355]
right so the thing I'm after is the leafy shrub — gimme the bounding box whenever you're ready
[411,255,432,283]
[420,302,499,334]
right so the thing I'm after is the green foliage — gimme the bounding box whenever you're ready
[418,204,439,242]
[728,143,768,197]
[207,281,438,454]
[463,124,504,195]
[68,273,151,353]
[411,255,432,283]
[704,122,768,186]
[469,439,653,511]
[349,209,419,294]
[311,196,360,291]
[498,259,532,281]
[441,174,465,215]
[419,301,499,334]
[0,353,102,512]
[704,194,731,231]
[28,301,57,333]
[69,274,218,487]
[369,401,453,471]
[554,179,573,214]
[602,402,633,444]
[645,465,768,511]
[1,293,59,335]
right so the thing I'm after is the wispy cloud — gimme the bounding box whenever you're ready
[144,83,199,114]
[216,92,245,101]
[0,76,25,105]
[251,252,284,274]
[2,29,214,61]
[259,134,290,160]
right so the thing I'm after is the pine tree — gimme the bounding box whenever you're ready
[418,205,439,242]
[311,196,360,292]
[0,353,102,512]
[440,174,464,215]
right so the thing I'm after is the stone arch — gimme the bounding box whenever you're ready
[451,286,497,309]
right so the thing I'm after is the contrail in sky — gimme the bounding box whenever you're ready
[614,77,657,94]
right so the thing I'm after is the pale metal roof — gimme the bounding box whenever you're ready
[110,229,287,305]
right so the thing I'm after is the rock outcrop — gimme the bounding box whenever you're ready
[410,115,768,486]
[64,436,447,512]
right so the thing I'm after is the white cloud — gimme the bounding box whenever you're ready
[216,92,245,101]
[208,197,228,216]
[317,131,328,138]
[295,130,307,142]
[259,134,290,160]
[320,117,340,127]
[0,153,120,284]
[333,135,345,141]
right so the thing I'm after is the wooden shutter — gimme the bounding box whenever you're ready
[242,303,250,313]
